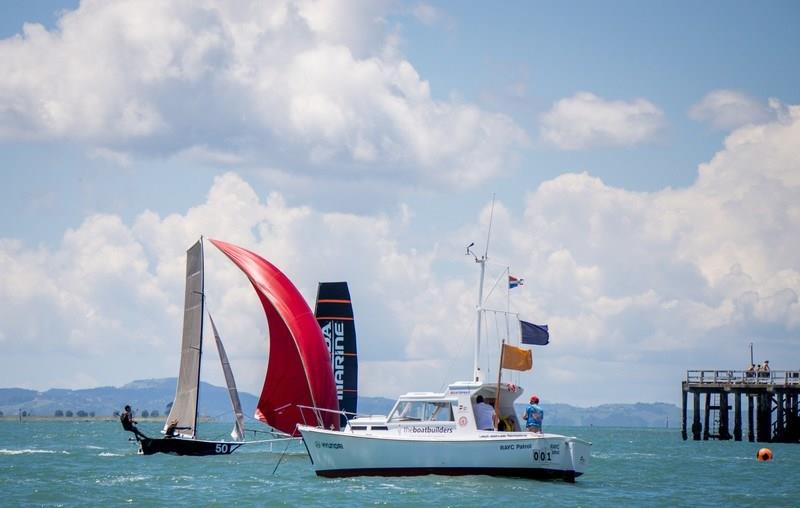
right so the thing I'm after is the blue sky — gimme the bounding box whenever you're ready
[1,1,798,406]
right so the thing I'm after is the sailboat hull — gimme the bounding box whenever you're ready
[298,426,590,482]
[138,437,243,456]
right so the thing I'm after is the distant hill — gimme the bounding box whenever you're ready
[530,402,679,428]
[0,380,680,428]
[0,378,258,421]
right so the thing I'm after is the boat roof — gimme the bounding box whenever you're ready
[395,380,524,401]
[397,391,448,400]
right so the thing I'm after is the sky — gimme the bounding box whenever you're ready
[1,0,798,407]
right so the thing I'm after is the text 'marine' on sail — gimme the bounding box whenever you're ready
[315,282,358,429]
[209,239,340,435]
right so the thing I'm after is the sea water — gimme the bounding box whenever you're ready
[0,421,797,507]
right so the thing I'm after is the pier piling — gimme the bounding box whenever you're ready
[733,392,742,441]
[692,391,701,440]
[681,370,800,443]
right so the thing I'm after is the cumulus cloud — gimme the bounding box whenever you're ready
[689,89,773,130]
[540,92,664,150]
[0,0,525,187]
[0,172,470,395]
[452,107,799,402]
[1,107,797,404]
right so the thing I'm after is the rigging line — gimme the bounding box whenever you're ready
[238,437,298,445]
[481,266,509,306]
[208,410,235,420]
[483,193,496,259]
[271,433,295,476]
[494,310,501,344]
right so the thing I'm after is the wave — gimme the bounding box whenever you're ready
[95,475,150,486]
[0,448,69,455]
[98,452,123,457]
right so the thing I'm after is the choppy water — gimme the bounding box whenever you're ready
[0,421,797,507]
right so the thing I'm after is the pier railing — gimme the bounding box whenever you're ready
[685,369,800,386]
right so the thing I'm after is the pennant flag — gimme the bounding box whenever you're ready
[501,343,533,371]
[520,320,549,345]
[509,275,525,289]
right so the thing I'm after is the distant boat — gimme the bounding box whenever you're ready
[135,238,340,455]
[298,208,591,481]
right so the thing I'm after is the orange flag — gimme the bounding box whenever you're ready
[501,343,532,371]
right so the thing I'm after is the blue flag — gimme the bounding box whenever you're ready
[520,320,549,345]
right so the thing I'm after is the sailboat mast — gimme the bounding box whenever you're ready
[194,237,205,436]
[474,254,486,382]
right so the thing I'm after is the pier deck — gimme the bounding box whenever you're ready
[681,370,800,443]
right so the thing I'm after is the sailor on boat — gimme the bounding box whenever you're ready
[120,405,147,441]
[474,395,498,431]
[523,395,544,433]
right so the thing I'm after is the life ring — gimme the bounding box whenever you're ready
[757,448,773,461]
[458,416,468,427]
[508,383,517,393]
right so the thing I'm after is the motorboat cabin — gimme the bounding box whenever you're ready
[343,380,526,436]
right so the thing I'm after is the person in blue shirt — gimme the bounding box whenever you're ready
[523,395,544,433]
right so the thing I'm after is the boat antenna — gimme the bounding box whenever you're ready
[484,194,496,259]
[470,195,496,382]
[466,242,476,259]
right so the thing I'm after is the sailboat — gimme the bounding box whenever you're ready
[136,238,340,455]
[298,218,591,481]
[138,239,246,456]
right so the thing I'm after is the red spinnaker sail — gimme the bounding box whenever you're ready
[210,239,340,434]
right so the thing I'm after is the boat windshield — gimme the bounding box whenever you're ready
[389,401,454,422]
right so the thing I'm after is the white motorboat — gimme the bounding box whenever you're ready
[298,380,590,481]
[299,208,591,481]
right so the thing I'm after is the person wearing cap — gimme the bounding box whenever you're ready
[120,404,147,440]
[522,395,544,433]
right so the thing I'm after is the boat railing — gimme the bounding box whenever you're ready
[685,369,800,386]
[296,404,351,429]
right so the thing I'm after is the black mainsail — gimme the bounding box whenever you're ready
[314,282,358,428]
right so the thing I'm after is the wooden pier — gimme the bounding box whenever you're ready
[681,370,800,443]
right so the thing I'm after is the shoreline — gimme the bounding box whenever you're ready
[0,416,215,423]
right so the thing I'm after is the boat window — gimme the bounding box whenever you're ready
[428,402,454,422]
[389,401,454,422]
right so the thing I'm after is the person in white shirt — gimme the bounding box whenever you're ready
[474,395,498,431]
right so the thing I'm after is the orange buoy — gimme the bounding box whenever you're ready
[757,448,773,461]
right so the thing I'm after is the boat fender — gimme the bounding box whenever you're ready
[757,448,773,461]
